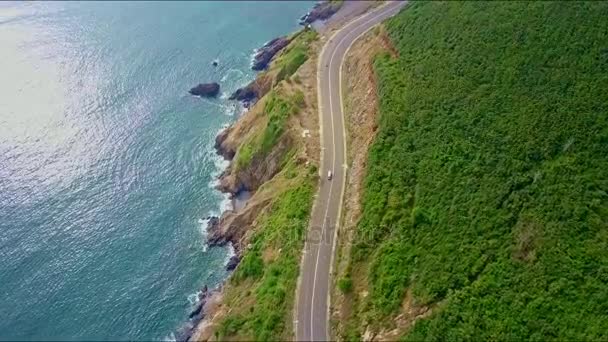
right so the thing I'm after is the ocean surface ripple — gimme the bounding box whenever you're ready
[0,1,312,339]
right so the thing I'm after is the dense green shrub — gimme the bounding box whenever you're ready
[349,1,608,339]
[338,277,353,294]
[234,249,264,282]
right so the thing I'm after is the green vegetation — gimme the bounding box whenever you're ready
[346,1,608,340]
[233,28,316,171]
[216,164,316,340]
[235,138,255,170]
[275,29,318,83]
[338,277,353,294]
[260,93,298,153]
[292,90,305,109]
[234,91,301,170]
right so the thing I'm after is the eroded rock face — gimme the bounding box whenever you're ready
[252,36,290,71]
[300,1,341,25]
[188,285,209,319]
[206,193,273,254]
[206,213,230,247]
[216,135,292,195]
[189,82,220,97]
[229,85,258,106]
[174,285,217,342]
[214,127,235,160]
[229,74,273,108]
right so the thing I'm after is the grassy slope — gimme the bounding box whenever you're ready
[347,1,608,340]
[215,161,316,341]
[212,29,318,341]
[274,29,318,84]
[235,90,304,170]
[234,29,316,171]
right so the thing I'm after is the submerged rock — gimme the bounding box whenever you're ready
[252,36,290,71]
[226,255,240,271]
[174,285,213,341]
[189,82,220,97]
[188,301,204,320]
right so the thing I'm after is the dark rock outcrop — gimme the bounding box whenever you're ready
[206,214,230,247]
[300,1,341,25]
[174,285,217,342]
[189,82,220,97]
[206,197,271,254]
[252,36,290,71]
[229,85,258,106]
[229,73,273,108]
[226,255,240,271]
[205,216,220,235]
[188,285,209,319]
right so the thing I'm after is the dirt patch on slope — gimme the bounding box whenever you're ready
[330,26,395,339]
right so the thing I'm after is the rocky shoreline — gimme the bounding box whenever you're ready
[173,285,215,342]
[300,1,342,25]
[172,2,342,341]
[251,36,291,71]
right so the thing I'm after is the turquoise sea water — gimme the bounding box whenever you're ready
[0,1,312,339]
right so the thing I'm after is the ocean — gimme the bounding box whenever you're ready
[0,1,312,339]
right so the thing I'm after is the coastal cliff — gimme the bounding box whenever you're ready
[186,26,323,341]
[207,28,319,254]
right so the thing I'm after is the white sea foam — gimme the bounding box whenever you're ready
[198,217,210,252]
[163,332,176,342]
[187,290,201,306]
[224,242,236,265]
[197,133,235,253]
[221,102,238,116]
[221,68,245,83]
[219,191,233,213]
[249,48,258,69]
[207,146,229,188]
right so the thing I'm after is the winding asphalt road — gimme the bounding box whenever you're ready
[295,2,407,341]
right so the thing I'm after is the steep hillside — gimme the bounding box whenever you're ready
[342,2,608,340]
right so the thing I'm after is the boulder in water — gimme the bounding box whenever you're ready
[189,83,220,97]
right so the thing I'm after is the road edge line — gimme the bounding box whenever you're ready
[327,1,405,340]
